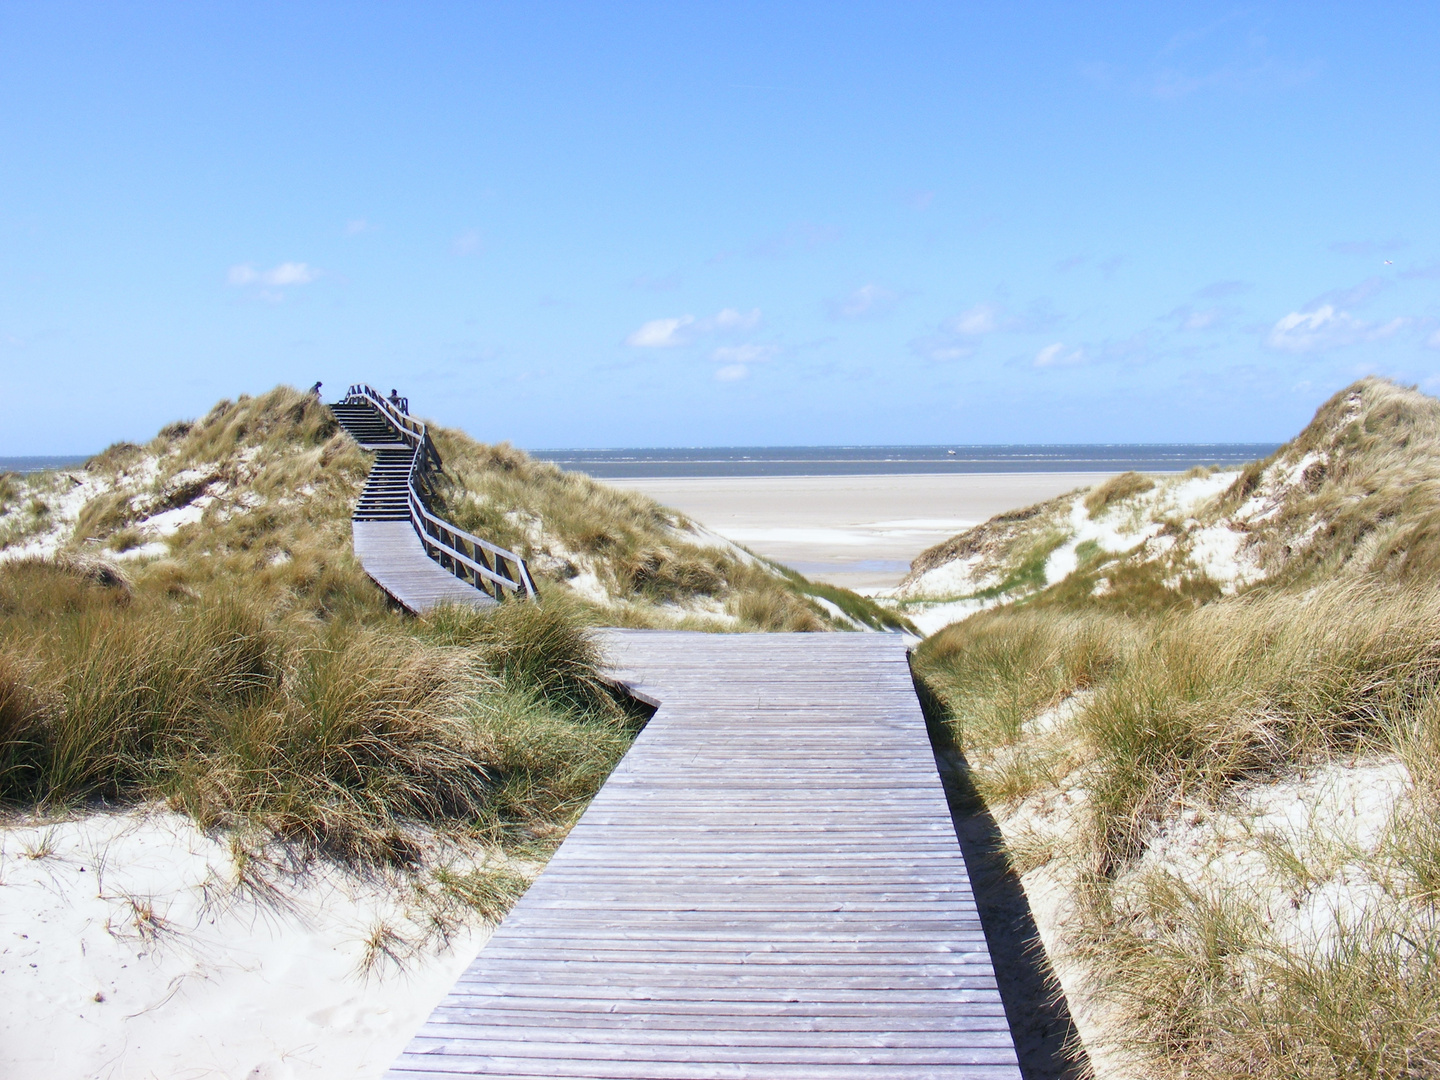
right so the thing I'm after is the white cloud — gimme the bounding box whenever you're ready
[945,303,999,336]
[227,262,320,287]
[709,308,761,331]
[911,299,1062,362]
[828,284,900,321]
[713,344,777,364]
[625,315,695,348]
[1034,342,1085,367]
[715,364,749,381]
[624,308,761,348]
[1265,304,1408,354]
[344,219,376,236]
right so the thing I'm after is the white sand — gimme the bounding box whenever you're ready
[614,473,1115,592]
[0,808,487,1079]
[1002,749,1414,1079]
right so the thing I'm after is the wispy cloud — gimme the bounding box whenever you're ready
[910,299,1063,361]
[946,302,1001,336]
[1427,330,1440,350]
[910,337,977,362]
[1147,22,1320,100]
[713,343,778,365]
[1265,305,1408,354]
[1034,342,1086,367]
[1031,332,1166,368]
[226,261,321,299]
[710,307,761,331]
[1399,261,1440,281]
[1307,276,1389,310]
[625,315,694,348]
[904,190,935,211]
[1084,17,1320,101]
[1165,304,1232,331]
[344,219,377,236]
[711,343,779,382]
[624,308,761,348]
[827,284,900,321]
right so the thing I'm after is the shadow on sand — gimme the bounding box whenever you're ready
[912,667,1093,1080]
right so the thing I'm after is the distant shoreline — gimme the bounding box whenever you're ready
[530,444,1277,479]
[0,456,89,474]
[3,444,1281,480]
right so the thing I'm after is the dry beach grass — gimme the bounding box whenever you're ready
[912,378,1440,1078]
[0,556,644,871]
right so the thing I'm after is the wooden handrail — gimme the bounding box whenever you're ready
[344,384,539,602]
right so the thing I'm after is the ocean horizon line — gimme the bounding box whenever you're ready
[4,442,1281,478]
[528,443,1279,478]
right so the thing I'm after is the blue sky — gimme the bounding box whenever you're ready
[2,3,1438,452]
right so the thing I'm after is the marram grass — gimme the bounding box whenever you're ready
[0,557,645,869]
[909,379,1440,1080]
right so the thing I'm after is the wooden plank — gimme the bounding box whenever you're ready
[352,520,495,614]
[383,631,1020,1079]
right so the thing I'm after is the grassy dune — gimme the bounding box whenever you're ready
[0,385,903,631]
[424,424,908,631]
[0,557,645,871]
[0,384,897,938]
[913,378,1440,1078]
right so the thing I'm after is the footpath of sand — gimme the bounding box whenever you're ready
[613,472,1117,592]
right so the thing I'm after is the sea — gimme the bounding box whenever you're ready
[0,456,91,475]
[529,444,1279,479]
[2,445,1280,479]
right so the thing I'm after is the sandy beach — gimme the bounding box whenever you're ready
[613,472,1117,592]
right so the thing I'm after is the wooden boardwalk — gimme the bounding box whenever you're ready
[386,630,1021,1079]
[331,389,533,614]
[353,520,496,613]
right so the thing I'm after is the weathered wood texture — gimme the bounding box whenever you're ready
[330,389,534,613]
[353,520,495,612]
[387,630,1021,1079]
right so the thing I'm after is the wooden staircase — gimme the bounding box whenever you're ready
[328,386,538,614]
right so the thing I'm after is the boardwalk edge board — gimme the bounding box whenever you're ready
[384,630,1022,1079]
